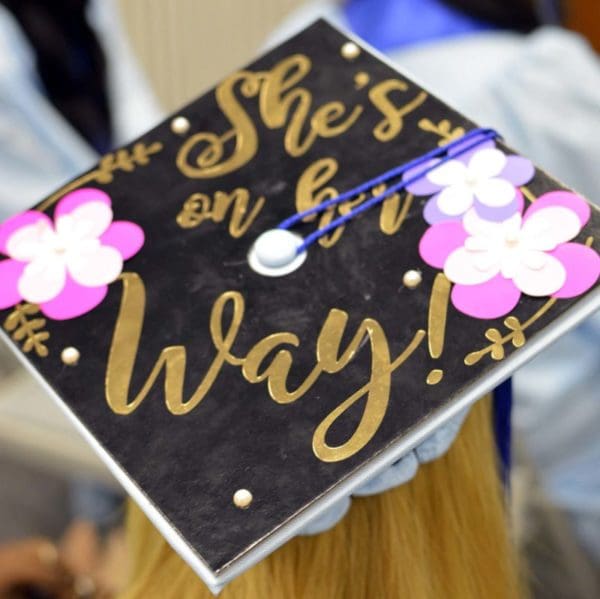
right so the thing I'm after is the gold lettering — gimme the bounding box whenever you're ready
[296,160,416,247]
[176,188,265,237]
[176,72,261,178]
[370,79,428,142]
[260,55,363,157]
[105,274,244,416]
[313,328,426,462]
[243,333,322,404]
[177,55,365,179]
[310,101,364,140]
[296,157,339,218]
[428,273,451,359]
[106,275,426,464]
[376,183,414,235]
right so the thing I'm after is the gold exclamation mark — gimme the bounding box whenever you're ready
[426,273,451,385]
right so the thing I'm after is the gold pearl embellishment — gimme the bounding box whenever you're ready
[403,270,422,289]
[233,489,253,509]
[61,347,80,366]
[171,116,191,135]
[354,71,371,89]
[341,42,361,60]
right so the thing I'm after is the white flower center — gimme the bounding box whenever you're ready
[504,230,520,248]
[464,172,480,189]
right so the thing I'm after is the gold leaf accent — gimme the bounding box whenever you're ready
[426,369,444,385]
[484,328,505,360]
[418,118,466,146]
[504,316,526,347]
[38,142,163,212]
[3,303,50,358]
[465,299,557,366]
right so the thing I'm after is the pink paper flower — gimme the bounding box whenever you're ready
[404,143,534,224]
[0,188,144,320]
[419,191,600,319]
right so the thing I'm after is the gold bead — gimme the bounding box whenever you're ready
[403,269,422,289]
[61,347,80,366]
[341,42,361,61]
[171,116,191,135]
[233,489,253,509]
[354,71,370,89]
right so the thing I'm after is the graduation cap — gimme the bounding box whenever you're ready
[1,19,599,595]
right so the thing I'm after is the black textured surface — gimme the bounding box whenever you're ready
[2,21,599,575]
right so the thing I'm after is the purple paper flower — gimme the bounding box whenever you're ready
[404,143,535,224]
[418,191,600,319]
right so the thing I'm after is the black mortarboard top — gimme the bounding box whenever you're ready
[1,20,599,595]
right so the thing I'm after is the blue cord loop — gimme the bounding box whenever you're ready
[278,127,500,254]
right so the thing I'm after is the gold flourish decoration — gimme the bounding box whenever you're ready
[426,369,444,385]
[520,186,537,203]
[418,118,465,146]
[464,299,556,366]
[3,303,50,357]
[38,142,163,212]
[464,238,594,366]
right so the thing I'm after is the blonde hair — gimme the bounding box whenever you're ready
[120,397,526,598]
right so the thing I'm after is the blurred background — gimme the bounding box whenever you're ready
[0,0,599,597]
[115,0,600,110]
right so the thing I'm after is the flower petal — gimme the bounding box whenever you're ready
[524,191,591,228]
[419,222,468,268]
[40,275,108,320]
[57,201,113,240]
[451,276,521,319]
[512,253,566,297]
[468,148,507,179]
[423,193,459,224]
[463,208,521,238]
[436,184,474,216]
[403,159,442,195]
[427,160,467,187]
[18,256,66,304]
[551,243,600,299]
[6,219,54,262]
[54,188,111,219]
[474,177,516,208]
[0,211,52,257]
[473,189,524,222]
[521,206,581,251]
[66,244,123,287]
[448,135,495,162]
[444,247,500,285]
[499,155,535,186]
[0,260,25,309]
[100,221,145,260]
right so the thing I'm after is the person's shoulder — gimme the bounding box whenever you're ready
[0,5,36,79]
[497,26,600,108]
[524,26,597,60]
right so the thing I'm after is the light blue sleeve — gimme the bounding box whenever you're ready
[299,410,468,535]
[0,1,163,220]
[0,8,98,219]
